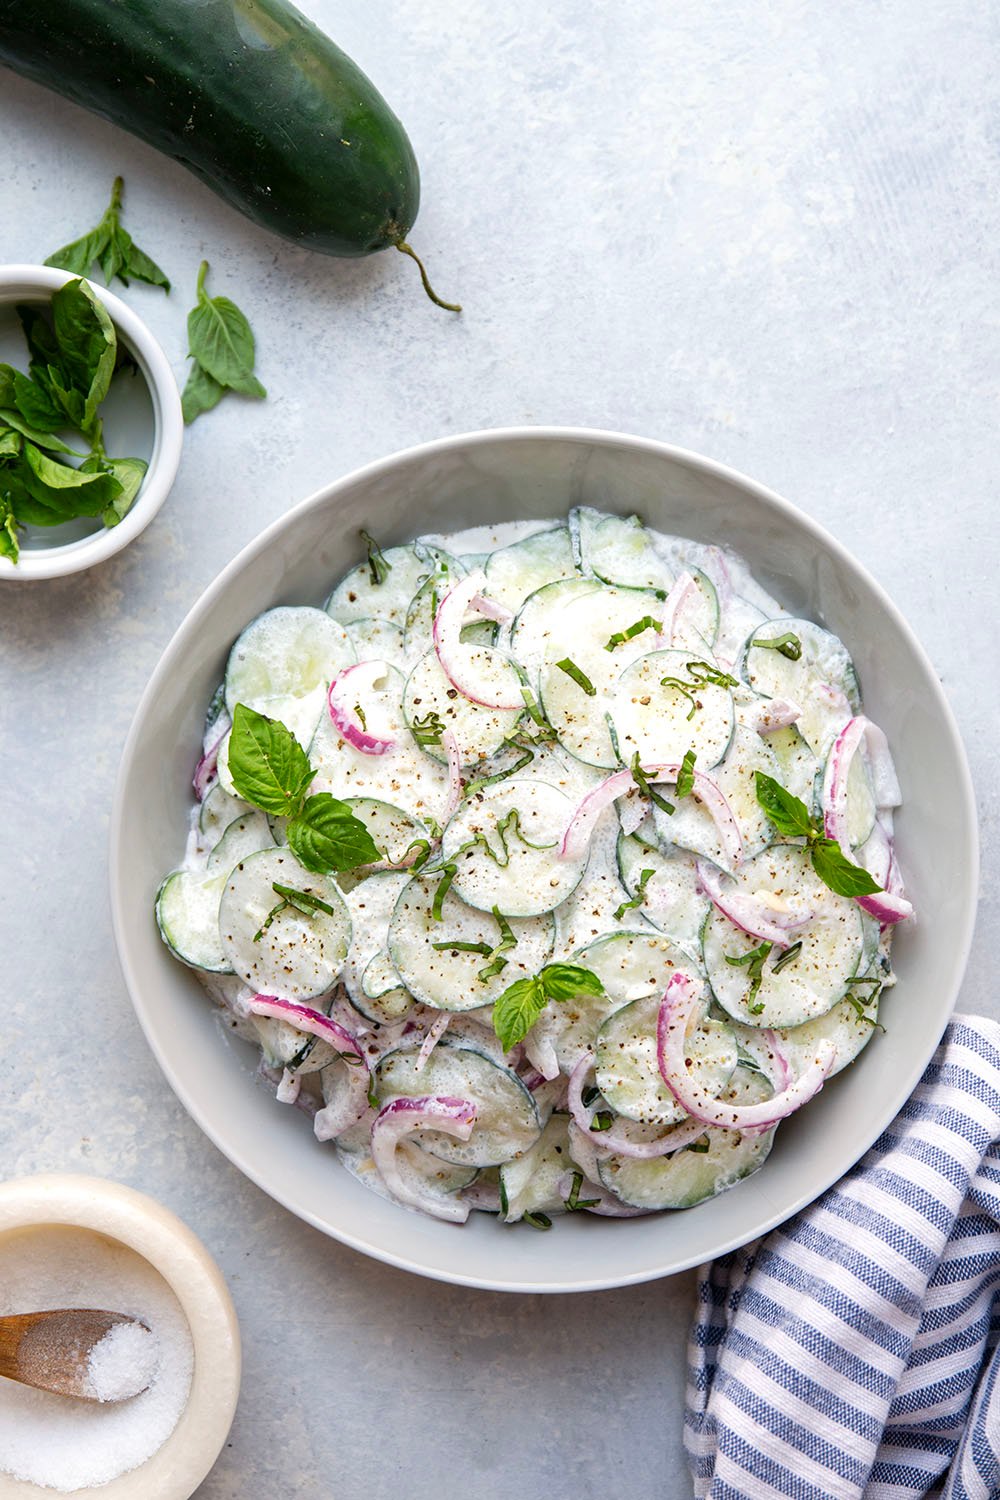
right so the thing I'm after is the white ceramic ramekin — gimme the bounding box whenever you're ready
[0,1174,240,1499]
[0,265,183,581]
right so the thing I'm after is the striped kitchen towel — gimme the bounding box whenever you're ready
[685,1015,1000,1500]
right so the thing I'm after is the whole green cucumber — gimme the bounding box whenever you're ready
[0,0,457,304]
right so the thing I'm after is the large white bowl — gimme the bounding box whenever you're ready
[110,428,978,1293]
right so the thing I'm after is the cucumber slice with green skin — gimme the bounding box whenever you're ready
[554,815,645,957]
[734,981,880,1084]
[611,648,736,771]
[326,544,457,628]
[224,606,356,745]
[740,618,860,755]
[508,576,602,685]
[817,745,877,848]
[308,674,450,827]
[442,778,586,917]
[251,1015,336,1075]
[597,1067,776,1209]
[388,875,555,1013]
[402,556,471,656]
[538,584,667,768]
[761,724,818,806]
[343,797,428,866]
[345,617,409,674]
[587,513,674,592]
[355,951,415,1025]
[206,810,275,877]
[595,994,738,1126]
[483,526,579,615]
[155,868,231,974]
[616,830,710,948]
[500,1114,573,1222]
[702,846,867,1029]
[203,681,228,744]
[714,597,768,668]
[336,1135,478,1207]
[667,567,721,649]
[199,782,250,843]
[219,848,351,1001]
[402,649,524,767]
[374,1038,542,1167]
[651,725,780,873]
[342,871,411,1010]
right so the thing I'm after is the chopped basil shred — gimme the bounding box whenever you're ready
[361,529,391,586]
[614,866,655,921]
[724,940,773,1013]
[675,748,697,799]
[555,657,596,696]
[771,940,803,974]
[752,631,802,661]
[605,615,662,651]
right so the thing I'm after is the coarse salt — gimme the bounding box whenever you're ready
[0,1225,193,1491]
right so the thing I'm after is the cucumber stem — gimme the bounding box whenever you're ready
[395,241,462,313]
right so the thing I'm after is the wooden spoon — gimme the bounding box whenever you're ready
[0,1309,152,1401]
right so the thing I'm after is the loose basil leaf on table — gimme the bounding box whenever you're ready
[44,176,171,292]
[183,261,266,425]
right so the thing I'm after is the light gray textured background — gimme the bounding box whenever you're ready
[1,2,997,1495]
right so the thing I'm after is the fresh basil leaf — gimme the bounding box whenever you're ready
[45,178,170,292]
[0,365,17,408]
[227,703,315,818]
[540,964,604,1002]
[0,495,20,563]
[51,279,117,430]
[754,771,815,839]
[0,409,83,456]
[676,748,697,800]
[287,793,382,874]
[493,976,545,1053]
[810,839,882,898]
[23,443,122,517]
[10,369,64,432]
[181,361,226,426]
[187,261,266,397]
[16,305,62,378]
[0,428,21,459]
[82,454,147,527]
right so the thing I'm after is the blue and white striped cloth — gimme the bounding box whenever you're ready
[685,1015,1000,1500]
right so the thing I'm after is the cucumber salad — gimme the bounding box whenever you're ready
[155,509,913,1226]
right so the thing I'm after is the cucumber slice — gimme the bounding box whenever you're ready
[308,674,451,827]
[388,875,555,1013]
[203,681,228,744]
[735,981,880,1084]
[402,649,523,767]
[538,584,667,768]
[374,1038,542,1167]
[345,617,409,673]
[597,1067,776,1209]
[763,724,818,806]
[442,778,586,917]
[587,513,674,592]
[611,648,735,771]
[702,846,867,1028]
[616,830,709,947]
[325,542,456,627]
[336,1133,477,1206]
[741,618,860,755]
[554,815,644,955]
[819,744,877,848]
[198,782,250,844]
[206,810,275,876]
[483,526,578,615]
[356,951,415,1024]
[402,555,470,656]
[668,567,720,649]
[224,606,356,747]
[343,798,428,866]
[595,994,737,1125]
[219,848,351,1000]
[342,871,411,1014]
[155,868,231,973]
[508,576,601,686]
[252,1015,336,1075]
[651,724,780,872]
[499,1113,572,1221]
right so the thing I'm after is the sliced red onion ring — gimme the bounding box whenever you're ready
[656,570,697,646]
[695,860,807,947]
[192,726,226,800]
[247,996,366,1063]
[432,571,523,710]
[328,661,396,755]
[560,763,742,869]
[441,728,463,822]
[470,592,515,625]
[657,972,835,1132]
[523,1030,561,1082]
[555,1170,651,1217]
[259,1061,320,1119]
[856,890,913,925]
[370,1096,477,1223]
[462,1176,502,1212]
[415,1013,451,1073]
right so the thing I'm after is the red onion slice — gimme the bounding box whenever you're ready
[567,1052,716,1160]
[560,763,742,869]
[747,696,803,736]
[657,972,835,1132]
[370,1096,477,1223]
[856,890,913,925]
[328,661,396,755]
[696,860,808,947]
[248,995,367,1063]
[432,571,523,710]
[821,716,910,923]
[193,726,226,800]
[470,592,515,625]
[415,1013,451,1073]
[656,570,697,646]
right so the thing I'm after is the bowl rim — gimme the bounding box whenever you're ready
[110,425,980,1292]
[0,263,184,582]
